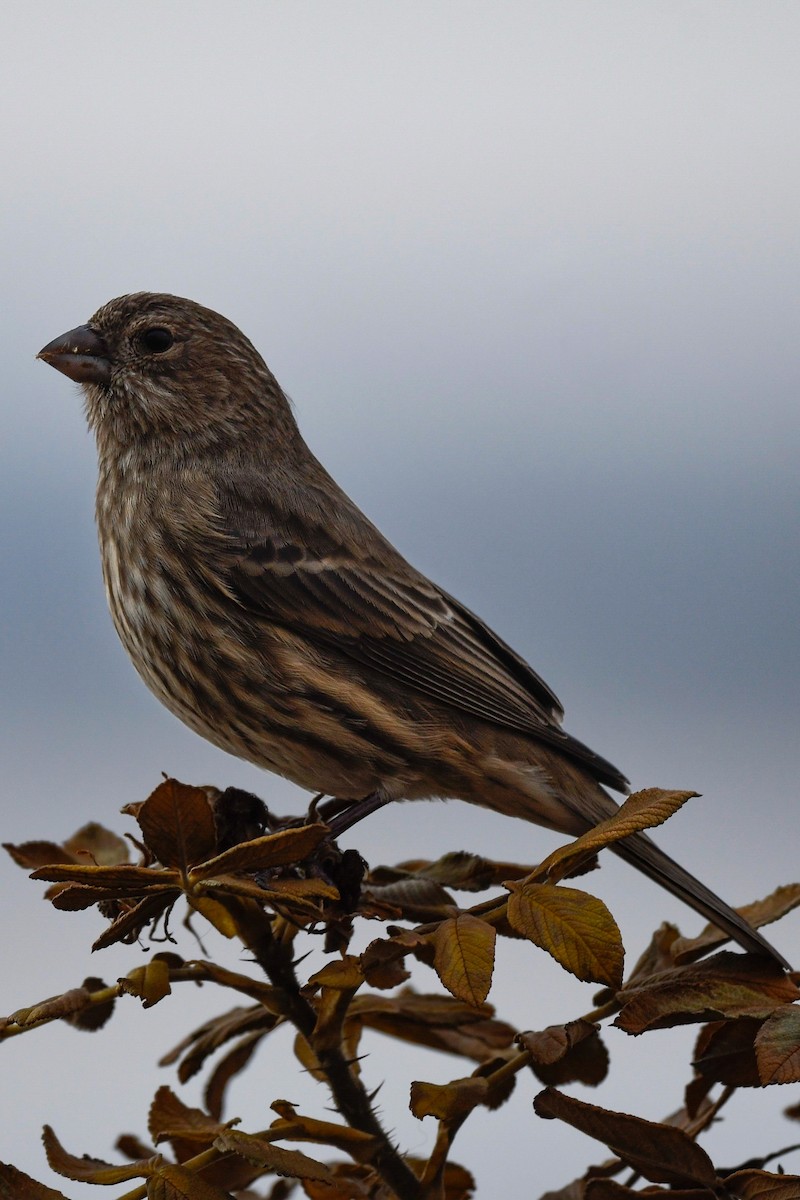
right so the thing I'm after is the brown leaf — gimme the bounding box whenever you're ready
[214,1129,333,1181]
[350,990,515,1061]
[308,957,365,991]
[672,883,800,964]
[42,1125,158,1184]
[533,1088,717,1187]
[149,1086,227,1145]
[268,1101,380,1164]
[410,1077,489,1122]
[585,1185,712,1198]
[187,894,238,938]
[149,1161,234,1199]
[536,789,698,882]
[3,840,77,869]
[136,779,218,870]
[204,1031,264,1121]
[433,914,496,1007]
[10,985,105,1028]
[616,953,800,1034]
[360,875,456,921]
[191,824,328,881]
[61,977,115,1032]
[120,959,172,1008]
[161,1006,276,1084]
[692,1018,763,1087]
[506,882,624,988]
[300,1163,375,1198]
[64,823,131,865]
[359,938,411,990]
[92,893,176,951]
[0,1162,72,1199]
[755,1006,800,1084]
[519,1020,609,1087]
[724,1169,800,1198]
[31,862,175,890]
[401,850,533,891]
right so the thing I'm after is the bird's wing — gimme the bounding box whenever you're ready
[217,475,628,792]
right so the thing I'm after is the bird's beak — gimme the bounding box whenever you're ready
[37,324,112,385]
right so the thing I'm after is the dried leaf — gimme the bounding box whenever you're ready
[360,875,456,921]
[0,1162,71,1199]
[191,824,328,881]
[149,1161,234,1199]
[359,938,411,990]
[137,779,218,870]
[410,1077,489,1122]
[92,893,176,951]
[692,1018,763,1087]
[506,882,624,988]
[64,823,131,865]
[149,1087,226,1145]
[187,894,238,938]
[61,977,115,1032]
[536,789,698,881]
[616,953,799,1034]
[755,1006,800,1084]
[401,850,532,891]
[42,1125,158,1184]
[724,1169,800,1198]
[350,990,515,1061]
[31,863,174,890]
[214,1129,333,1181]
[160,1006,275,1084]
[120,959,172,1008]
[519,1020,609,1087]
[673,883,800,964]
[533,1088,717,1187]
[269,1101,380,1164]
[433,915,496,1007]
[205,1030,264,1120]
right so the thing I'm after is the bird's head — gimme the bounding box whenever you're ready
[38,292,297,456]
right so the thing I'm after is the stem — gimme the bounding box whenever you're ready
[227,897,422,1200]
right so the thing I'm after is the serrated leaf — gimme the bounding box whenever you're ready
[672,882,800,964]
[533,1088,717,1187]
[519,1020,609,1087]
[148,1087,226,1145]
[214,1129,333,1181]
[137,779,218,870]
[187,895,237,938]
[755,1006,800,1084]
[42,1125,159,1184]
[191,824,328,880]
[537,788,698,882]
[506,882,624,988]
[724,1169,800,1198]
[0,1162,72,1199]
[120,959,172,1008]
[692,1018,763,1087]
[433,915,496,1007]
[616,953,799,1034]
[410,1077,489,1121]
[149,1161,234,1199]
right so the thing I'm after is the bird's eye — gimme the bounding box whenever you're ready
[140,327,174,354]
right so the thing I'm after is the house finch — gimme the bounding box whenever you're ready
[38,293,786,965]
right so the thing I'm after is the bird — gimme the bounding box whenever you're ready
[38,292,787,966]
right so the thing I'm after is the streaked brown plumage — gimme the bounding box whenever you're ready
[38,293,787,965]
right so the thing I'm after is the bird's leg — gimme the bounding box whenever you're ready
[319,790,394,838]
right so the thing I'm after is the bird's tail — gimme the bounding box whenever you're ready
[609,828,790,968]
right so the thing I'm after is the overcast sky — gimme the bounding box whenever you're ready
[2,3,799,1195]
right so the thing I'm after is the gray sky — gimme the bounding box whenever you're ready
[2,3,799,1194]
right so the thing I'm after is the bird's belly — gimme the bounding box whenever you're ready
[100,533,405,798]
